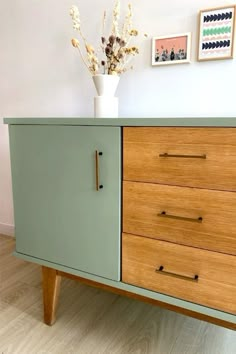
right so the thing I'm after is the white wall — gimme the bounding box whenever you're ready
[0,0,235,233]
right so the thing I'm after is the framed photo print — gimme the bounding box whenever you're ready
[152,32,191,66]
[198,5,236,61]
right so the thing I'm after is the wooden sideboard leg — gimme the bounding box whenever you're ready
[42,266,61,326]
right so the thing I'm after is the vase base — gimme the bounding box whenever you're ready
[94,96,118,118]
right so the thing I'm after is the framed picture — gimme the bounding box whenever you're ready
[152,32,191,66]
[198,5,236,61]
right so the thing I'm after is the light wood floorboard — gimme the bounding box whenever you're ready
[0,234,235,354]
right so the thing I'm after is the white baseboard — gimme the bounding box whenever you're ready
[0,223,15,237]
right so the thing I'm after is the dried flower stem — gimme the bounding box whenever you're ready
[102,11,106,36]
[76,46,92,74]
[121,3,132,41]
[112,0,120,37]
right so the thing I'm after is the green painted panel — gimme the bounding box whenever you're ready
[9,125,121,280]
[4,117,236,127]
[13,250,236,325]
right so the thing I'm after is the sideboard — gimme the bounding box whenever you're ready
[4,118,236,330]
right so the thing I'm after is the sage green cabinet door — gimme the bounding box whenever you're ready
[10,125,121,281]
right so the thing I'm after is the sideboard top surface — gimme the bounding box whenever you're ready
[4,117,236,127]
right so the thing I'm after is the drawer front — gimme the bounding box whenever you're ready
[122,234,236,314]
[123,127,236,191]
[123,181,236,255]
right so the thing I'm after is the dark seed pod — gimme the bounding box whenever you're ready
[109,35,115,44]
[120,40,126,47]
[105,46,112,55]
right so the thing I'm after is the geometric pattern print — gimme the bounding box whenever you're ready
[203,11,233,22]
[202,40,231,50]
[203,27,231,36]
[201,10,234,53]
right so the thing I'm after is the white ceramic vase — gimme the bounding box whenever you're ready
[92,74,120,118]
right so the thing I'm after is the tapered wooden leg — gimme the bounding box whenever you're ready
[42,266,61,325]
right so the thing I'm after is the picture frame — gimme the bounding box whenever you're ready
[198,5,236,61]
[152,32,191,66]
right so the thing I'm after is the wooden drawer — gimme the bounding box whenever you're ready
[123,181,236,255]
[122,233,236,314]
[123,127,236,191]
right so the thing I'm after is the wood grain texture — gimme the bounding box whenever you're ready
[123,127,236,191]
[123,181,236,255]
[0,235,236,353]
[58,270,236,330]
[122,233,236,314]
[42,266,61,325]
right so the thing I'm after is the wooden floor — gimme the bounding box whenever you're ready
[0,235,235,354]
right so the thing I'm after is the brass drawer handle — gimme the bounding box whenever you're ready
[156,266,199,282]
[158,211,203,223]
[159,153,206,159]
[95,151,103,191]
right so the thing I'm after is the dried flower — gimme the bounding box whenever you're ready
[69,1,146,75]
[85,44,95,55]
[71,38,79,48]
[131,46,139,54]
[129,29,138,36]
[105,46,112,55]
[112,0,120,37]
[109,35,116,44]
[70,6,80,31]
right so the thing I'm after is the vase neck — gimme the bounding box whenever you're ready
[92,74,120,97]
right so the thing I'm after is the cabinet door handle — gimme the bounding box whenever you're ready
[159,153,206,159]
[156,266,199,282]
[158,211,203,223]
[95,150,103,191]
